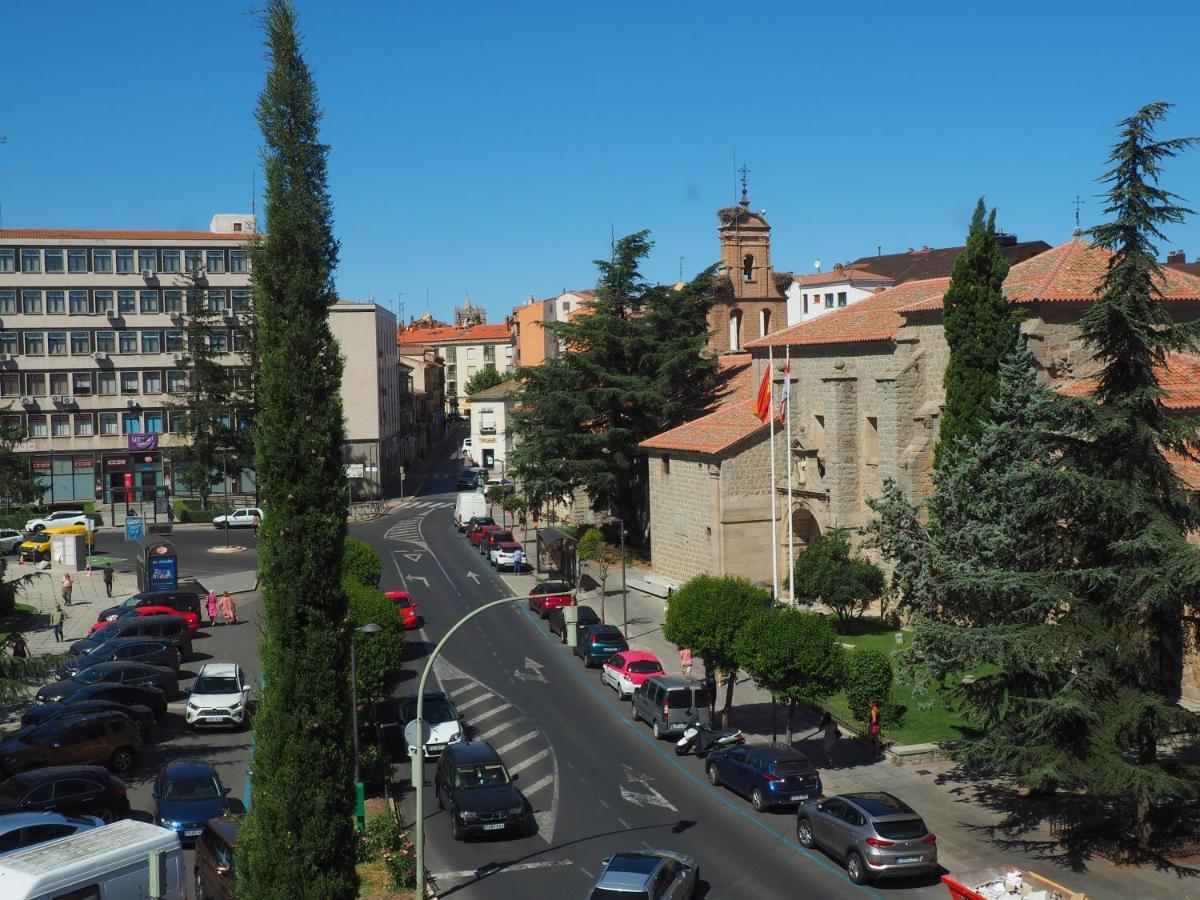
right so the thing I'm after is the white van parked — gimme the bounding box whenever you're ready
[0,818,184,900]
[453,491,489,531]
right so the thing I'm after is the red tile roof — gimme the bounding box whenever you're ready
[1058,352,1200,413]
[745,278,950,349]
[0,228,249,241]
[640,359,769,455]
[791,267,892,288]
[397,322,512,346]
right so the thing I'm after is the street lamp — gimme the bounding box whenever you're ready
[610,517,628,634]
[351,622,382,830]
[217,446,235,548]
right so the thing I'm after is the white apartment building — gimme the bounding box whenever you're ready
[786,265,892,326]
[398,321,513,415]
[0,215,254,511]
[468,379,518,472]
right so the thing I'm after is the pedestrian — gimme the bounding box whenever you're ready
[512,546,524,573]
[818,711,840,767]
[680,647,693,680]
[219,591,237,626]
[49,603,65,643]
[703,667,717,720]
[252,514,260,537]
[205,590,219,627]
[868,698,883,756]
[61,573,73,607]
[10,634,29,659]
[102,563,114,598]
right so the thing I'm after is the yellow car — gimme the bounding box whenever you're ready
[19,524,94,561]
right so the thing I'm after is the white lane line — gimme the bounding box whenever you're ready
[618,817,631,829]
[431,859,573,881]
[455,691,495,712]
[580,867,594,879]
[598,798,609,808]
[475,720,516,742]
[448,683,475,698]
[509,748,551,776]
[467,702,512,724]
[496,731,538,755]
[523,773,554,795]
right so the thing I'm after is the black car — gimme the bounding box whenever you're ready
[0,766,131,823]
[35,663,178,706]
[433,742,530,840]
[95,590,201,627]
[547,604,601,643]
[456,468,485,491]
[8,701,155,740]
[70,614,191,661]
[57,638,180,680]
[22,684,167,726]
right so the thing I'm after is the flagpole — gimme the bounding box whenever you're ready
[785,346,794,605]
[768,346,779,602]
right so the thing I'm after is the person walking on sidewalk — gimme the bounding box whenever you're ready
[219,591,237,626]
[49,603,66,643]
[205,591,219,627]
[868,698,883,757]
[61,574,73,607]
[512,547,524,573]
[703,667,717,721]
[679,647,693,680]
[102,563,114,598]
[816,711,841,767]
[10,634,29,659]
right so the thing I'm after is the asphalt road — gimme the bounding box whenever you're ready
[353,455,947,899]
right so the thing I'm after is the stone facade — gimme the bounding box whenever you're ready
[709,193,788,355]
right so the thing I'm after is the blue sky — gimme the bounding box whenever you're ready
[3,1,1200,325]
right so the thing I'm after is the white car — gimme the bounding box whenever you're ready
[185,663,252,730]
[211,507,264,529]
[0,529,25,554]
[460,438,472,457]
[399,692,464,758]
[491,543,523,571]
[0,811,104,856]
[24,510,89,532]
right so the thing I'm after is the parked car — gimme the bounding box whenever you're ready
[528,582,573,618]
[36,662,178,705]
[463,515,494,537]
[384,591,421,630]
[460,438,473,457]
[456,467,484,491]
[484,477,515,495]
[587,850,699,900]
[398,692,465,758]
[19,525,93,562]
[24,510,89,532]
[492,541,523,571]
[433,742,529,840]
[795,792,937,884]
[480,529,514,560]
[574,624,628,668]
[0,811,104,856]
[88,604,199,636]
[185,664,251,731]
[601,651,666,700]
[8,701,155,741]
[0,710,141,776]
[95,590,202,628]
[0,766,131,822]
[631,676,709,740]
[57,639,181,680]
[211,507,263,529]
[194,816,239,899]
[0,529,25,554]
[547,604,600,642]
[453,492,488,530]
[21,684,167,726]
[706,743,822,812]
[73,613,192,662]
[468,524,500,548]
[152,760,229,844]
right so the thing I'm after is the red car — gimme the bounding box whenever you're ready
[528,582,573,618]
[469,524,501,548]
[385,591,421,629]
[87,604,199,635]
[601,651,665,700]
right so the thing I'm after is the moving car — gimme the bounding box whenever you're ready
[73,613,192,662]
[547,604,600,642]
[706,743,822,812]
[0,811,104,856]
[399,692,464,758]
[0,529,25,554]
[37,662,178,705]
[88,604,199,636]
[385,591,421,630]
[587,850,699,900]
[528,582,573,618]
[456,467,484,491]
[433,742,529,840]
[211,507,263,529]
[185,664,252,731]
[56,639,181,680]
[24,510,90,532]
[194,816,239,899]
[0,710,141,775]
[601,651,665,700]
[795,792,937,885]
[573,624,628,668]
[152,760,229,844]
[21,684,167,726]
[492,541,523,571]
[0,766,131,822]
[631,676,709,740]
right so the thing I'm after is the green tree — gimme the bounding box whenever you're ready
[791,529,885,631]
[734,609,844,745]
[0,411,40,507]
[343,536,382,589]
[842,649,893,724]
[344,577,405,703]
[934,198,1016,468]
[237,2,357,896]
[576,527,619,623]
[464,365,505,395]
[663,575,767,727]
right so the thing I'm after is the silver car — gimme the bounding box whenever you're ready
[586,849,698,899]
[795,792,937,884]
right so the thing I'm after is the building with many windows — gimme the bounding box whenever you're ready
[397,321,513,415]
[0,215,254,511]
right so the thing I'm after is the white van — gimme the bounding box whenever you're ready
[0,818,184,899]
[454,491,489,531]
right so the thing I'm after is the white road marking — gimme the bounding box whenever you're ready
[580,867,594,879]
[618,817,631,829]
[467,702,512,724]
[465,570,480,583]
[404,574,429,587]
[509,748,550,776]
[496,731,538,755]
[513,656,547,683]
[448,683,475,698]
[523,773,555,795]
[455,691,495,712]
[619,764,678,811]
[598,797,609,808]
[430,859,573,881]
[475,720,515,742]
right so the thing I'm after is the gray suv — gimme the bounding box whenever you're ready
[631,676,709,740]
[795,792,938,884]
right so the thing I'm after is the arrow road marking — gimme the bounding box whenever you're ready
[402,552,422,562]
[620,764,677,811]
[405,574,429,587]
[513,657,546,683]
[465,571,480,583]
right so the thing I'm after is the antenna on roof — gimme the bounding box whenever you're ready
[0,135,7,229]
[732,147,737,205]
[1071,195,1084,235]
[251,168,256,222]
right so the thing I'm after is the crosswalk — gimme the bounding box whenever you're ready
[384,518,427,547]
[405,499,452,512]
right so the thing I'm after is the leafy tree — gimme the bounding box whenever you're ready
[343,536,381,589]
[735,609,844,744]
[576,527,619,623]
[791,529,885,631]
[237,2,356,896]
[663,575,767,727]
[843,649,893,724]
[935,198,1016,468]
[501,493,525,532]
[485,484,504,519]
[464,365,505,395]
[510,235,716,546]
[344,577,405,703]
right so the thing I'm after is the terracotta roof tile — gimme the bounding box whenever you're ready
[0,228,249,241]
[397,322,512,346]
[1058,351,1200,412]
[791,267,892,287]
[640,361,768,455]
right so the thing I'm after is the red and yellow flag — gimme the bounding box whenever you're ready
[753,364,771,421]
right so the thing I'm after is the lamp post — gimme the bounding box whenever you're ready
[610,517,628,633]
[351,622,382,830]
[217,446,234,548]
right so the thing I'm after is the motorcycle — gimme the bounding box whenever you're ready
[674,718,745,757]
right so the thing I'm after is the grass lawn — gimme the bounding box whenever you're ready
[0,603,37,643]
[823,617,981,746]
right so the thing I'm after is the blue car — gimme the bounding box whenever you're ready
[573,624,628,668]
[706,743,822,811]
[152,760,229,843]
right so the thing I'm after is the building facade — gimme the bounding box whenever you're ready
[0,216,254,512]
[399,344,446,457]
[398,321,513,415]
[710,189,788,354]
[468,379,518,472]
[511,290,595,367]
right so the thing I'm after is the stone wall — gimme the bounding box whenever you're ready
[646,451,720,583]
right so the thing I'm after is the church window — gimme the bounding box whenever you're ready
[743,254,754,281]
[759,309,771,337]
[728,310,743,352]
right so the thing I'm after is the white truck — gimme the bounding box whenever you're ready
[453,491,489,531]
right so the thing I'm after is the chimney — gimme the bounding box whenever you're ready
[1168,250,1187,264]
[997,232,1017,247]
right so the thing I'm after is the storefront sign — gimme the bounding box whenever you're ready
[105,457,129,470]
[344,463,365,478]
[73,458,93,469]
[31,459,51,471]
[128,433,158,451]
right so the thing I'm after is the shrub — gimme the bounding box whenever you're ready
[344,537,382,588]
[844,648,893,723]
[357,812,400,863]
[345,577,405,702]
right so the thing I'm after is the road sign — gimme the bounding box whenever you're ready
[404,719,431,750]
[344,463,365,478]
[124,516,144,542]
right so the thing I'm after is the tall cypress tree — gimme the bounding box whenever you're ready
[935,198,1014,467]
[237,2,355,896]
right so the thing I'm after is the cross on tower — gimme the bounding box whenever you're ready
[738,164,751,203]
[1071,194,1085,230]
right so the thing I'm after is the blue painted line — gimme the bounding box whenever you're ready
[243,732,255,810]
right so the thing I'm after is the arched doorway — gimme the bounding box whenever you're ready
[790,504,822,550]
